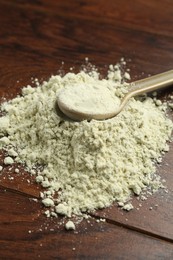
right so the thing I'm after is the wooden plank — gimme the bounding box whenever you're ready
[2,0,173,38]
[0,187,41,222]
[0,188,173,259]
[0,0,173,76]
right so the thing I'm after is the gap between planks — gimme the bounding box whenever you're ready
[1,184,173,245]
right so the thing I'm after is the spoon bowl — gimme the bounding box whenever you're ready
[57,70,173,121]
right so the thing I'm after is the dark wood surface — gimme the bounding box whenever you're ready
[0,1,173,259]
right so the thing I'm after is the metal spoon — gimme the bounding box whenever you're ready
[57,70,173,121]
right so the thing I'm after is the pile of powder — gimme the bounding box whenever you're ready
[0,62,172,219]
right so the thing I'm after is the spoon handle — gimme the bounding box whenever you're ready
[117,70,173,116]
[129,69,173,97]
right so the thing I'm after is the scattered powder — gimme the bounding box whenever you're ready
[14,168,19,173]
[0,136,10,146]
[8,148,18,157]
[96,218,106,223]
[169,103,173,109]
[155,99,162,106]
[0,61,172,223]
[44,210,51,217]
[4,156,14,165]
[42,198,54,207]
[65,221,76,230]
[122,203,134,211]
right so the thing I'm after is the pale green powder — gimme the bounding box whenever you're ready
[0,65,172,218]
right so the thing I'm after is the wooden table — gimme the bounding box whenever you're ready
[0,1,173,259]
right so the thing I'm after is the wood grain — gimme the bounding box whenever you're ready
[0,0,173,259]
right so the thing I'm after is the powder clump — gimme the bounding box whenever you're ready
[65,221,76,231]
[0,62,172,219]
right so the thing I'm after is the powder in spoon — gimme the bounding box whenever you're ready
[57,82,121,119]
[0,61,172,219]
